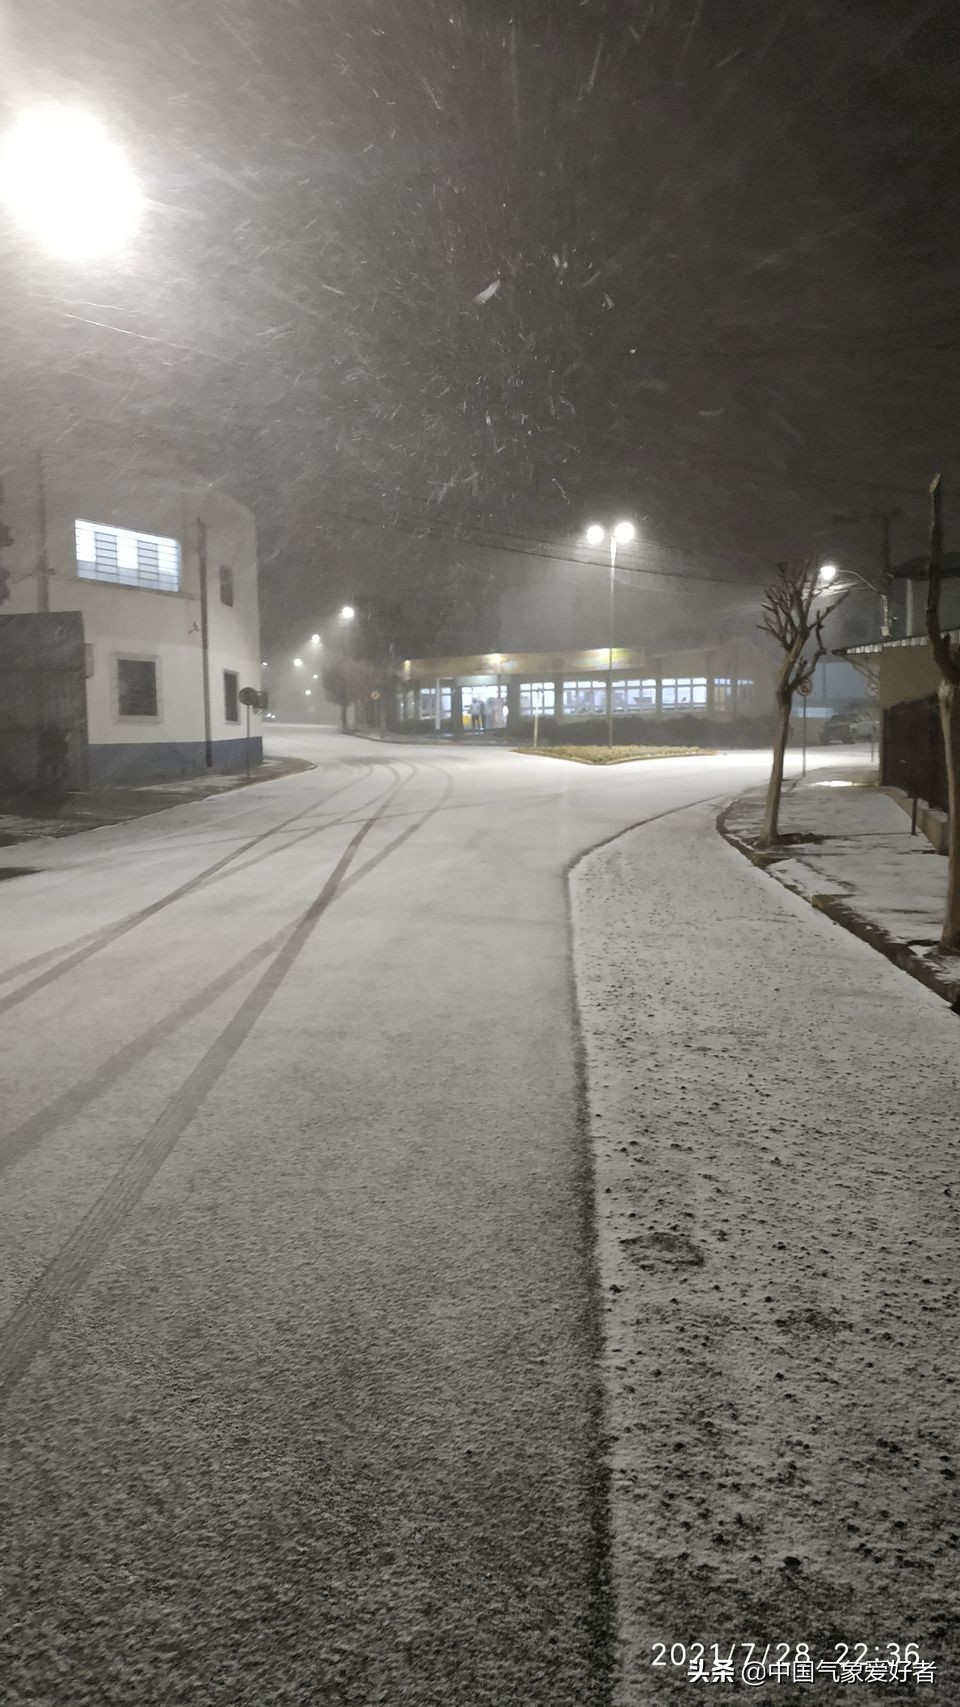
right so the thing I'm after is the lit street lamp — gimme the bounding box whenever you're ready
[293,657,303,668]
[310,633,321,646]
[819,559,890,634]
[585,520,635,747]
[0,105,143,260]
[339,604,356,622]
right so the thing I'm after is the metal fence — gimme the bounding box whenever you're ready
[882,695,947,813]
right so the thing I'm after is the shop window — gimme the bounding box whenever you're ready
[419,686,437,719]
[562,679,608,715]
[520,681,556,714]
[661,677,707,709]
[612,678,657,713]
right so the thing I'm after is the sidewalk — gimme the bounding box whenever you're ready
[571,798,960,1703]
[0,756,310,849]
[720,772,960,1007]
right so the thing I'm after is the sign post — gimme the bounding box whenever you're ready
[798,677,813,777]
[239,686,263,781]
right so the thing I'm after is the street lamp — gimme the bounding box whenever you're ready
[0,105,143,260]
[819,560,890,633]
[310,633,321,645]
[293,657,303,668]
[339,604,356,621]
[585,519,636,746]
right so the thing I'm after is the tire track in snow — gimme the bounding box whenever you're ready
[0,760,454,1404]
[0,763,377,1008]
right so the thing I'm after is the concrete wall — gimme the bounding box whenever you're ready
[2,454,262,778]
[878,641,945,711]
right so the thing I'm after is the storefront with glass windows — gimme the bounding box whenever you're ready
[393,644,770,733]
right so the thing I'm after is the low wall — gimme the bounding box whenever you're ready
[88,736,262,784]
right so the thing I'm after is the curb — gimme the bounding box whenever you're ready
[717,798,960,1013]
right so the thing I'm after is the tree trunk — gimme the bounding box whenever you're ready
[757,697,792,848]
[339,701,348,732]
[938,679,960,952]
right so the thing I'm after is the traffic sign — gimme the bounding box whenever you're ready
[798,678,813,697]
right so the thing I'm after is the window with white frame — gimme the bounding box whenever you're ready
[116,656,159,719]
[76,519,181,593]
[612,678,657,713]
[519,681,555,714]
[419,686,437,718]
[660,676,708,708]
[563,679,608,715]
[737,677,754,705]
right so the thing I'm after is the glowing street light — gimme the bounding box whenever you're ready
[310,633,321,645]
[339,604,356,621]
[305,689,312,696]
[293,657,303,668]
[584,519,636,747]
[0,105,144,260]
[818,562,838,586]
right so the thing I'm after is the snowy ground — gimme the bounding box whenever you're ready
[572,800,960,1704]
[0,730,791,1707]
[724,773,959,1003]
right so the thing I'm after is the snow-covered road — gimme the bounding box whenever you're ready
[0,731,872,1704]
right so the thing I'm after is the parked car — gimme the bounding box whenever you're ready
[819,709,877,744]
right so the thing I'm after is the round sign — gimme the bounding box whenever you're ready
[798,679,813,697]
[238,686,261,706]
[370,690,381,701]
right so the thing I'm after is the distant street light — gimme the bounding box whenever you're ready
[305,689,312,696]
[261,660,268,668]
[340,604,356,621]
[293,657,303,668]
[584,519,636,747]
[310,633,321,645]
[817,562,838,586]
[0,105,144,260]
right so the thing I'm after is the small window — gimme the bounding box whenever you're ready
[219,566,234,607]
[117,657,158,718]
[223,670,239,723]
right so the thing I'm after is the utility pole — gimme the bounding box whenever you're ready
[831,507,901,637]
[197,519,213,769]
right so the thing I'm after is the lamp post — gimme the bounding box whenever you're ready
[586,520,635,746]
[818,561,889,634]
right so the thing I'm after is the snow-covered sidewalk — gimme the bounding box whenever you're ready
[571,804,960,1704]
[722,778,960,1006]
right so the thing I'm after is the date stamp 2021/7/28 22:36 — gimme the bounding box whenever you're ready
[651,1640,936,1686]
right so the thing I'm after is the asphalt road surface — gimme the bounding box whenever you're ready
[0,730,834,1706]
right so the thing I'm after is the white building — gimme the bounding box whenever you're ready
[2,453,262,783]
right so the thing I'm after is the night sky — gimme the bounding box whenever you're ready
[2,0,959,655]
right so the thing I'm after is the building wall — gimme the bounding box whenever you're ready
[877,640,946,710]
[2,455,262,779]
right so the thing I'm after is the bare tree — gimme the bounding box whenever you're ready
[756,560,843,848]
[924,475,960,953]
